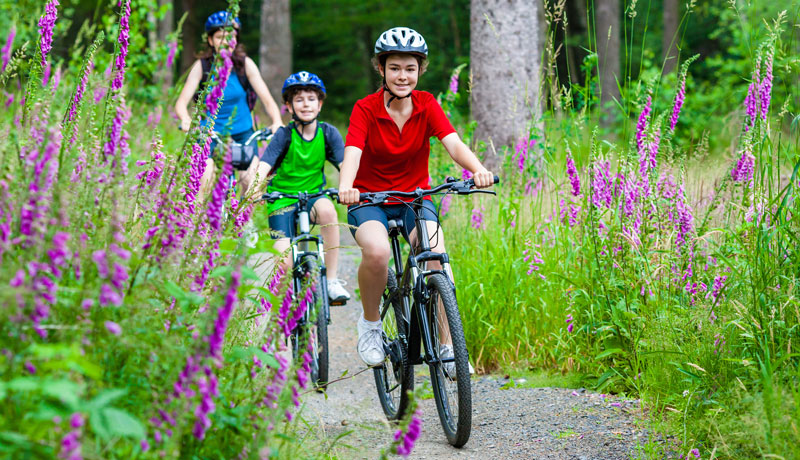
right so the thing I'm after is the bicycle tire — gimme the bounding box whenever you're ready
[426,273,471,447]
[295,255,329,389]
[373,267,414,420]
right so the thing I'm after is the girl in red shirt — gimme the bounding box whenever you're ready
[338,27,494,366]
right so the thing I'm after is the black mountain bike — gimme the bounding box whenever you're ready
[352,176,498,447]
[261,188,343,387]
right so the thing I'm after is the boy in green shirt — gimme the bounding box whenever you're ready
[257,72,350,303]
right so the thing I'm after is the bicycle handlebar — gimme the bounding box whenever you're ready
[353,175,500,205]
[209,128,273,146]
[260,188,339,204]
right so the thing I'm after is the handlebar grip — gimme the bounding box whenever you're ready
[494,175,500,184]
[358,193,369,202]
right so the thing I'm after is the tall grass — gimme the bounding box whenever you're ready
[437,5,800,459]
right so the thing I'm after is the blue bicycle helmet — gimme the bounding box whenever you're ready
[281,71,327,102]
[205,11,240,33]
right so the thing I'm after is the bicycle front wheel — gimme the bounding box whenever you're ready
[296,255,329,389]
[426,273,472,447]
[374,267,414,420]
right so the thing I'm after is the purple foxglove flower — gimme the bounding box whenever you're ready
[1,27,15,73]
[669,78,686,132]
[166,41,178,68]
[471,206,484,229]
[675,187,694,251]
[449,74,458,94]
[111,0,131,92]
[99,283,122,306]
[208,268,241,361]
[58,413,83,460]
[206,43,236,116]
[744,75,759,132]
[566,151,580,196]
[92,250,108,278]
[440,194,452,216]
[24,361,36,374]
[462,169,473,180]
[38,0,59,66]
[731,150,755,183]
[635,96,652,153]
[207,151,233,233]
[395,410,422,457]
[104,321,122,335]
[760,54,773,121]
[42,61,51,86]
[591,160,613,209]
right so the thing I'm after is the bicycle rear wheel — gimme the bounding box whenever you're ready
[373,267,414,420]
[426,273,471,447]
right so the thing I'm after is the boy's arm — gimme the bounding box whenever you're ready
[321,122,345,168]
[440,133,494,188]
[254,127,290,192]
[244,57,283,133]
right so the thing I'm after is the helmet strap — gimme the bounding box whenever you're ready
[383,77,411,108]
[291,113,318,138]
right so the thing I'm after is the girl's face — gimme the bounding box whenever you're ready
[381,54,419,98]
[288,89,323,123]
[208,29,234,52]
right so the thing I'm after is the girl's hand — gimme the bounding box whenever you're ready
[473,168,495,189]
[268,122,283,135]
[338,187,360,206]
[180,119,192,132]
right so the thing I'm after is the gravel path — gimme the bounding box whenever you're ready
[286,232,648,459]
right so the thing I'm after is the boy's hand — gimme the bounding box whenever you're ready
[473,169,495,189]
[338,188,360,206]
[269,122,283,135]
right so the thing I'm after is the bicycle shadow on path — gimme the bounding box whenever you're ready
[255,229,650,460]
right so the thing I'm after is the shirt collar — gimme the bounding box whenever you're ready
[375,87,425,120]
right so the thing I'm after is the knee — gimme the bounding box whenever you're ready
[361,241,391,268]
[316,205,337,224]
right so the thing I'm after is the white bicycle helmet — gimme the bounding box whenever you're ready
[374,27,428,58]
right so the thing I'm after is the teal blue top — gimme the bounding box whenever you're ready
[203,72,252,135]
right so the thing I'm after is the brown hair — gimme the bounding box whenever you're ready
[371,53,428,76]
[282,86,326,104]
[197,30,247,74]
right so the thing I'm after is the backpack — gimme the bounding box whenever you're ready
[195,57,257,111]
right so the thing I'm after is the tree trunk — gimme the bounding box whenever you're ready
[595,0,620,113]
[157,0,174,87]
[470,0,542,167]
[662,0,679,75]
[180,0,197,73]
[260,0,292,108]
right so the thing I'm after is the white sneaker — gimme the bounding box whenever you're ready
[357,315,385,366]
[439,344,475,379]
[327,278,350,303]
[243,221,258,248]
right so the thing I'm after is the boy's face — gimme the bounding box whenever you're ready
[288,89,323,123]
[381,54,419,98]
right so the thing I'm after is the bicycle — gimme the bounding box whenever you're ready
[261,188,343,388]
[350,176,498,447]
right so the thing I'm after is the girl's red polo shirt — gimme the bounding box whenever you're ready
[345,88,456,195]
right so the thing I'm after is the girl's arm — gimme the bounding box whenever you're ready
[440,133,494,188]
[174,60,203,131]
[338,146,363,205]
[245,57,283,134]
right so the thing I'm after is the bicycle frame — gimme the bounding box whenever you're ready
[288,193,330,326]
[386,200,455,368]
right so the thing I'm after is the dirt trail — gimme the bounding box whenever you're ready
[281,232,649,459]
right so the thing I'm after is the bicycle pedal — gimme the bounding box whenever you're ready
[329,299,347,307]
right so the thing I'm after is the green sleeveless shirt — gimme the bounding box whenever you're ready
[266,126,326,213]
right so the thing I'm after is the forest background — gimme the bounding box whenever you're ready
[2,0,800,459]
